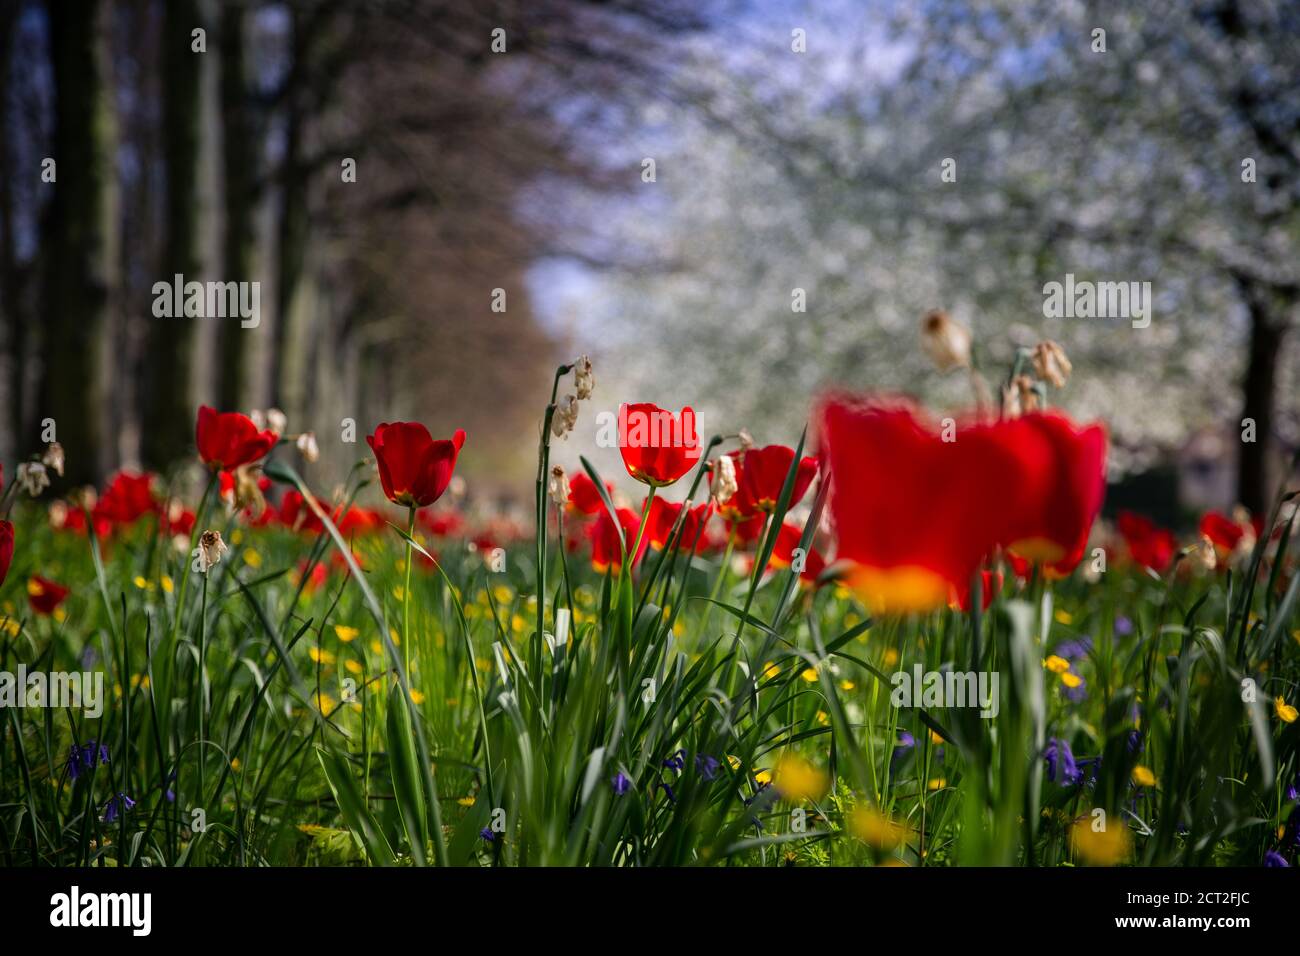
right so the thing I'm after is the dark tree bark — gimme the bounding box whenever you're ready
[41,0,115,484]
[218,0,252,411]
[142,0,201,469]
[1235,276,1294,514]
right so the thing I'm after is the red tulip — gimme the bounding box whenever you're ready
[771,520,827,586]
[419,509,465,538]
[0,520,13,589]
[567,472,611,516]
[1118,512,1177,572]
[618,403,701,488]
[367,422,465,508]
[726,512,766,548]
[1000,413,1108,576]
[715,452,759,520]
[738,444,819,514]
[644,497,714,552]
[278,489,324,534]
[96,471,159,527]
[950,569,1003,612]
[28,575,70,616]
[588,505,648,572]
[1199,511,1245,556]
[819,395,1108,613]
[196,406,278,470]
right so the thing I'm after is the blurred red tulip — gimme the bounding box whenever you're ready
[96,471,159,527]
[278,489,324,534]
[1118,512,1177,572]
[0,520,12,589]
[1199,511,1244,556]
[739,444,819,514]
[567,472,610,515]
[367,422,465,508]
[819,395,1105,613]
[644,497,714,552]
[28,575,70,615]
[196,406,278,470]
[770,520,827,586]
[588,505,648,572]
[618,403,701,487]
[950,569,1003,612]
[1001,413,1108,576]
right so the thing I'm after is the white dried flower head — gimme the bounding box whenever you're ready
[709,455,738,505]
[920,309,971,372]
[296,431,319,463]
[1014,375,1039,413]
[1196,534,1217,572]
[265,408,288,435]
[573,355,595,400]
[16,461,50,497]
[197,529,228,573]
[548,464,570,507]
[248,409,267,431]
[1031,341,1073,389]
[551,394,580,439]
[42,442,65,477]
[737,428,755,451]
[48,500,69,529]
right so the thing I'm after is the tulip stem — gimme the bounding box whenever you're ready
[403,504,416,679]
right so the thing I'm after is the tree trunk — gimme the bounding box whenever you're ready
[218,0,252,411]
[143,0,202,469]
[42,0,116,485]
[1235,278,1291,515]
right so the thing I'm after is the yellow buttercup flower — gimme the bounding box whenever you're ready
[1131,765,1157,787]
[839,680,856,691]
[409,689,426,705]
[1043,655,1070,674]
[161,575,174,594]
[926,777,946,791]
[457,796,475,807]
[344,660,362,675]
[1054,609,1073,625]
[334,625,359,643]
[882,648,900,667]
[243,549,262,568]
[772,755,829,802]
[1070,818,1132,866]
[308,646,335,665]
[800,667,819,683]
[1061,672,1083,689]
[848,805,912,851]
[1275,696,1298,724]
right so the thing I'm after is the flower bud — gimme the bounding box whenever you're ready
[16,461,50,497]
[42,442,65,477]
[266,408,288,436]
[709,455,738,505]
[1032,341,1073,388]
[551,395,580,439]
[197,530,229,573]
[573,355,595,400]
[548,465,570,507]
[920,309,971,371]
[296,431,320,463]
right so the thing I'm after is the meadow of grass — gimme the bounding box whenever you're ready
[1,361,1297,870]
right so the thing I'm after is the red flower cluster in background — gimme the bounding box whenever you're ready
[817,394,1107,613]
[1117,512,1178,572]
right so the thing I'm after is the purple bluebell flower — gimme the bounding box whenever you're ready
[1061,675,1087,703]
[657,782,676,803]
[1285,773,1298,802]
[1114,616,1133,636]
[1055,636,1093,661]
[479,826,495,842]
[611,771,631,795]
[67,741,110,781]
[1264,850,1289,867]
[662,749,686,773]
[1127,730,1143,754]
[695,754,720,781]
[890,730,915,769]
[1045,737,1082,786]
[103,792,134,823]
